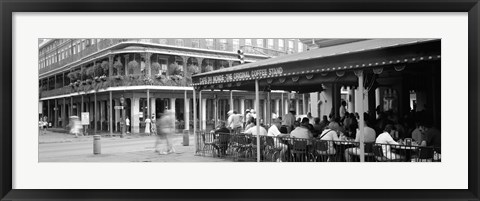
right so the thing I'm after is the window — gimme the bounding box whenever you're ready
[73,45,77,54]
[192,39,200,48]
[159,39,167,44]
[175,39,184,46]
[298,42,304,52]
[219,39,227,51]
[233,39,240,51]
[245,39,252,53]
[267,39,274,49]
[206,39,214,49]
[256,39,264,48]
[288,40,294,53]
[278,39,284,51]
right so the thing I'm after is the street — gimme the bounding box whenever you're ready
[39,131,228,162]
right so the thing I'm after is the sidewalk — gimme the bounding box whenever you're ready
[39,130,186,144]
[39,130,230,162]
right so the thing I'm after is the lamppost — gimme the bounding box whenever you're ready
[120,95,126,137]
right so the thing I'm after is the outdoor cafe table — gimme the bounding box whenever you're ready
[390,144,419,162]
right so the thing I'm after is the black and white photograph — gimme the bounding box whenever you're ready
[38,38,441,163]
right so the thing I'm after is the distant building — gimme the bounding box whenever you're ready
[38,38,307,133]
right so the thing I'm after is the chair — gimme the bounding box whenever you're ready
[201,132,216,157]
[373,144,404,162]
[290,139,309,162]
[213,133,231,157]
[415,146,434,162]
[364,142,376,162]
[230,134,253,161]
[264,137,281,162]
[313,140,335,162]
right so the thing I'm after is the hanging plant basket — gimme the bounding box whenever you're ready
[113,59,123,75]
[128,60,139,75]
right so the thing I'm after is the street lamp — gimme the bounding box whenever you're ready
[120,95,126,137]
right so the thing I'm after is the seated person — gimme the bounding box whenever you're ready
[210,122,231,156]
[267,118,290,162]
[244,120,268,136]
[317,122,342,155]
[215,121,231,134]
[419,121,441,154]
[344,118,377,162]
[375,124,405,160]
[244,117,255,131]
[290,118,313,139]
[312,117,323,137]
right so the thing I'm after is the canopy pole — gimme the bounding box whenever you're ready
[199,90,202,130]
[193,89,197,153]
[356,70,365,162]
[255,79,260,162]
[230,90,233,111]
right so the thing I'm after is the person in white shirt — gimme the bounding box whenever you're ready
[375,124,404,160]
[244,121,267,136]
[227,110,243,134]
[267,118,290,162]
[344,120,377,162]
[125,117,130,133]
[317,122,342,155]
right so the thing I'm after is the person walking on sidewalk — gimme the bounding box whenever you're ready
[155,110,176,154]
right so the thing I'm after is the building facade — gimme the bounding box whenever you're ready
[38,38,308,134]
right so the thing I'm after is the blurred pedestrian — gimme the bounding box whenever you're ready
[155,110,176,154]
[69,116,82,138]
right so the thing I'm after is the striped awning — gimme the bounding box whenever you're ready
[192,39,440,91]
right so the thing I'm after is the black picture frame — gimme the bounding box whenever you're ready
[1,0,479,200]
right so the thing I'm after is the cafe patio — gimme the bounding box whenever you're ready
[190,39,441,162]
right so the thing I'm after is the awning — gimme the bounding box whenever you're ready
[192,39,441,92]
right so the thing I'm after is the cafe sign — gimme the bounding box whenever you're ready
[198,67,283,85]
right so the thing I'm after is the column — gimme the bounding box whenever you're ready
[150,97,156,118]
[302,94,306,115]
[184,90,190,131]
[147,89,150,119]
[115,99,120,132]
[295,98,300,116]
[263,99,267,123]
[47,99,51,125]
[349,87,355,114]
[214,98,218,128]
[108,55,114,77]
[284,98,289,116]
[199,91,202,130]
[100,100,105,131]
[266,92,271,125]
[201,98,207,131]
[375,88,381,118]
[54,99,58,127]
[240,98,245,114]
[144,52,152,77]
[170,98,176,133]
[62,98,66,128]
[109,92,113,135]
[355,70,366,162]
[310,92,318,117]
[94,93,97,134]
[70,97,73,117]
[132,97,140,133]
[280,93,284,115]
[124,55,129,75]
[230,91,233,110]
[275,99,280,117]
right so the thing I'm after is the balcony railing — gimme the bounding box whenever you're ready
[39,74,193,99]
